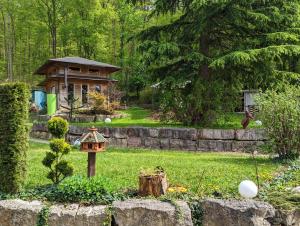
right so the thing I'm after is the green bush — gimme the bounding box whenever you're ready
[256,86,300,160]
[0,82,30,194]
[42,139,74,184]
[48,117,69,138]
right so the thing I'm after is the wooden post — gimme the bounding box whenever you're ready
[87,152,96,177]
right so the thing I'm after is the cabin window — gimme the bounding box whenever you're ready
[88,143,93,149]
[82,85,88,104]
[68,83,74,102]
[89,68,98,74]
[95,85,101,93]
[69,66,81,72]
[98,143,102,148]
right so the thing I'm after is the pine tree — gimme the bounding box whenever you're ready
[133,0,300,125]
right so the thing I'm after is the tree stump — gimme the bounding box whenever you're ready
[138,172,168,197]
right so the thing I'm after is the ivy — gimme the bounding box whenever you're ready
[37,206,50,226]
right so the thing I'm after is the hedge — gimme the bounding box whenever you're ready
[0,82,30,193]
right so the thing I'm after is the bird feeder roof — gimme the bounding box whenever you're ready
[80,127,107,143]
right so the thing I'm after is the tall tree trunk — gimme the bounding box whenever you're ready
[119,16,127,100]
[112,19,117,64]
[51,0,57,58]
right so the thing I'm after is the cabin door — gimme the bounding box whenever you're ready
[67,83,74,104]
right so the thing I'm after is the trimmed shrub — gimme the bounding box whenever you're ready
[48,117,69,138]
[256,86,300,160]
[0,82,30,193]
[42,139,74,184]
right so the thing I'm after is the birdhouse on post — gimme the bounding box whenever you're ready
[80,127,108,177]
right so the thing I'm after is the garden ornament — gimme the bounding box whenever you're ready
[79,127,108,177]
[241,110,254,129]
[239,180,258,198]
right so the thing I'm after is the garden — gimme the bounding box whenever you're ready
[1,0,300,225]
[1,83,300,225]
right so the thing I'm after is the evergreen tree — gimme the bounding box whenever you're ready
[133,0,300,125]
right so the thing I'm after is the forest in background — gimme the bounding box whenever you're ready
[1,0,300,126]
[0,0,174,88]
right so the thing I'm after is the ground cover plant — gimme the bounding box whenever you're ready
[24,141,279,200]
[70,107,260,129]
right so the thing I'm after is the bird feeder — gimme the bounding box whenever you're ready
[80,127,108,177]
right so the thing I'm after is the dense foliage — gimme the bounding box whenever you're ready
[133,0,300,125]
[257,85,300,160]
[47,117,69,138]
[0,82,29,193]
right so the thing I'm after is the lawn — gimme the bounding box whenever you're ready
[70,107,261,129]
[27,142,279,198]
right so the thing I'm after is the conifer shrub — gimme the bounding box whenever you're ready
[0,82,30,193]
[47,117,69,138]
[43,117,73,184]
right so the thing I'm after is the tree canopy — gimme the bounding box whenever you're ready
[132,0,300,125]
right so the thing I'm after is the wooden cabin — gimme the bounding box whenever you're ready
[35,57,121,111]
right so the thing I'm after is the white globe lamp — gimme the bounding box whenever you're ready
[104,118,112,124]
[239,180,258,198]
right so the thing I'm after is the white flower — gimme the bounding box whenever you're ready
[255,120,262,126]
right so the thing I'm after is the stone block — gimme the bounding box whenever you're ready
[144,137,160,149]
[127,137,142,147]
[159,128,173,138]
[197,140,233,152]
[183,140,197,151]
[112,128,127,139]
[170,139,184,150]
[149,128,159,138]
[201,198,276,226]
[160,138,170,149]
[232,141,265,152]
[112,199,193,226]
[48,204,108,226]
[0,199,43,226]
[68,125,86,135]
[235,129,266,141]
[127,127,140,137]
[198,129,235,140]
[139,128,150,137]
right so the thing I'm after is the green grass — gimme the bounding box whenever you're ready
[27,142,278,198]
[70,107,261,129]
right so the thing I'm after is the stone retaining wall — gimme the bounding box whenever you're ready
[0,199,298,226]
[31,123,267,152]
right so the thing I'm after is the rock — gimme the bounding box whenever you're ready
[235,129,266,141]
[48,204,108,226]
[199,129,235,140]
[112,199,193,226]
[0,199,43,226]
[201,198,276,226]
[292,186,300,193]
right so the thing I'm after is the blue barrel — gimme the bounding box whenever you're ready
[32,90,46,110]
